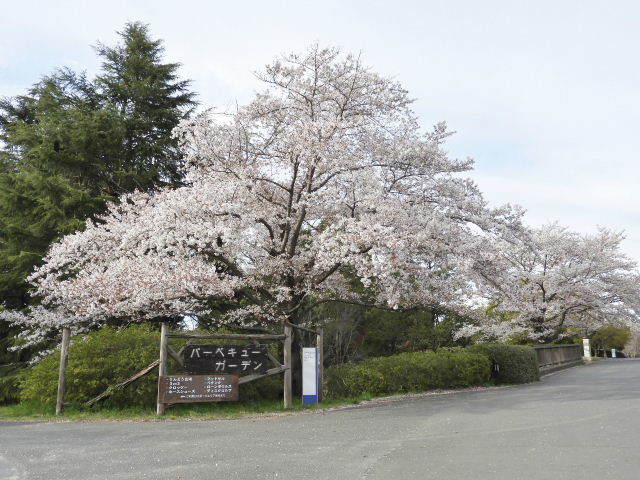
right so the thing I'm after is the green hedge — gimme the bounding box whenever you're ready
[19,326,540,408]
[466,343,539,384]
[325,350,491,398]
[20,324,281,408]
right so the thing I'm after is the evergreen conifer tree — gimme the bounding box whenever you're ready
[0,23,196,392]
[95,22,196,187]
[0,22,195,308]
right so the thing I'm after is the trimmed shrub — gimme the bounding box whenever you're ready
[324,350,491,398]
[466,343,539,384]
[20,324,282,408]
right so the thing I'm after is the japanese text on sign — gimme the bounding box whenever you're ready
[158,375,239,403]
[183,344,270,375]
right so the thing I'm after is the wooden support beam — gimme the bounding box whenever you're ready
[167,333,285,340]
[283,323,293,409]
[156,323,169,416]
[252,338,282,368]
[55,327,71,415]
[85,359,160,407]
[238,365,288,385]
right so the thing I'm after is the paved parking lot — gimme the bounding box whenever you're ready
[2,360,639,479]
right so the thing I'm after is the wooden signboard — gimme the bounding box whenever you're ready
[183,344,271,375]
[158,375,239,403]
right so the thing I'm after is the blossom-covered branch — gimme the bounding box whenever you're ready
[463,224,640,342]
[13,45,523,340]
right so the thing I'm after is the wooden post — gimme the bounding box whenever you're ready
[283,323,293,409]
[156,322,169,416]
[55,327,71,415]
[316,327,324,403]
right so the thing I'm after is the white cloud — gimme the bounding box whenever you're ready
[471,173,640,261]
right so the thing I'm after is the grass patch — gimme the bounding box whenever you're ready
[0,395,374,422]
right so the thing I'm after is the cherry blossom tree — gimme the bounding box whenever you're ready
[461,224,640,342]
[6,46,523,353]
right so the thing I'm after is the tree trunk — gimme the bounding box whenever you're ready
[291,331,303,397]
[286,308,304,397]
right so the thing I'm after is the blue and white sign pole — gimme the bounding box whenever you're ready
[302,347,320,405]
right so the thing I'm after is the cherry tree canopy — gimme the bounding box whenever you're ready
[6,46,523,341]
[461,224,640,342]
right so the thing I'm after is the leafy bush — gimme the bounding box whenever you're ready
[21,325,161,407]
[0,370,22,405]
[20,324,282,408]
[466,343,539,384]
[324,350,491,398]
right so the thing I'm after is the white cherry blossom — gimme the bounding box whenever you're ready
[7,46,524,342]
[465,224,640,342]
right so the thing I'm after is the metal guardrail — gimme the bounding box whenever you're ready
[533,344,583,368]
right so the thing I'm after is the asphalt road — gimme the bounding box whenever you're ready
[2,359,639,480]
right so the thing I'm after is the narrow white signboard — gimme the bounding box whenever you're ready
[583,338,591,361]
[302,347,318,405]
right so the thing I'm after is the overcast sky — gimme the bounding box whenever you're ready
[2,0,639,260]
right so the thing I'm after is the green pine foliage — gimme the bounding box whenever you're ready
[0,23,195,309]
[0,22,196,378]
[0,70,111,307]
[95,23,196,187]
